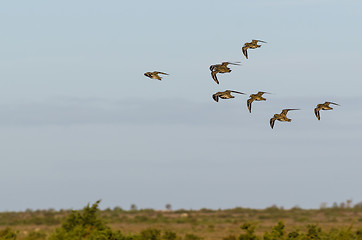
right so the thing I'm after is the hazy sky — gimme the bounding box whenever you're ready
[1,0,362,211]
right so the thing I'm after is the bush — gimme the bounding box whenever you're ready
[0,228,17,240]
[48,200,125,240]
[305,224,322,240]
[239,223,258,240]
[163,231,177,240]
[140,228,161,240]
[263,221,285,240]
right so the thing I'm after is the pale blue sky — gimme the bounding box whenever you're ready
[0,0,362,211]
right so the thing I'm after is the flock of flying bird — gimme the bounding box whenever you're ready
[144,39,339,129]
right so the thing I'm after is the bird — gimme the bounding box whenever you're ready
[209,62,240,84]
[270,109,300,129]
[242,40,267,59]
[144,71,169,80]
[247,91,270,113]
[314,101,340,120]
[212,90,246,102]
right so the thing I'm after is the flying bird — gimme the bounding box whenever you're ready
[270,109,299,129]
[247,91,270,113]
[144,71,169,80]
[314,101,340,120]
[242,40,267,59]
[212,90,246,102]
[209,62,240,84]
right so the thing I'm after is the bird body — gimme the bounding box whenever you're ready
[212,90,245,102]
[314,102,339,120]
[242,39,266,59]
[144,71,169,80]
[247,91,270,113]
[270,109,299,129]
[209,62,240,84]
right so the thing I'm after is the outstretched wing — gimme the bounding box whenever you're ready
[226,62,241,66]
[242,46,248,59]
[252,39,267,43]
[229,90,245,95]
[155,71,169,75]
[212,93,219,102]
[314,107,321,120]
[144,72,152,78]
[326,101,340,106]
[281,108,299,115]
[270,118,276,129]
[209,64,216,71]
[211,71,219,84]
[247,98,254,113]
[257,91,270,96]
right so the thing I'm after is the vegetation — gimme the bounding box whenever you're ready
[0,228,17,240]
[1,201,362,240]
[48,200,125,240]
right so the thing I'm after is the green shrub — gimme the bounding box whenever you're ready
[327,226,356,240]
[140,228,161,240]
[263,221,285,240]
[162,231,177,240]
[287,231,299,239]
[0,228,17,240]
[48,200,126,240]
[239,223,258,240]
[356,229,362,240]
[305,224,322,240]
[218,222,362,240]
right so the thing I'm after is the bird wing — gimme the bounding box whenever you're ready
[247,98,254,113]
[228,90,245,95]
[155,71,169,75]
[211,71,219,84]
[209,64,217,71]
[227,62,241,66]
[281,109,299,115]
[270,118,276,129]
[242,46,248,59]
[281,109,290,115]
[221,62,230,66]
[212,93,219,102]
[326,101,340,106]
[314,107,321,120]
[257,91,271,96]
[253,39,267,43]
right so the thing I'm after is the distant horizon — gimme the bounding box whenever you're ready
[2,199,360,212]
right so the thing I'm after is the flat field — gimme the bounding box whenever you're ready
[1,206,362,240]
